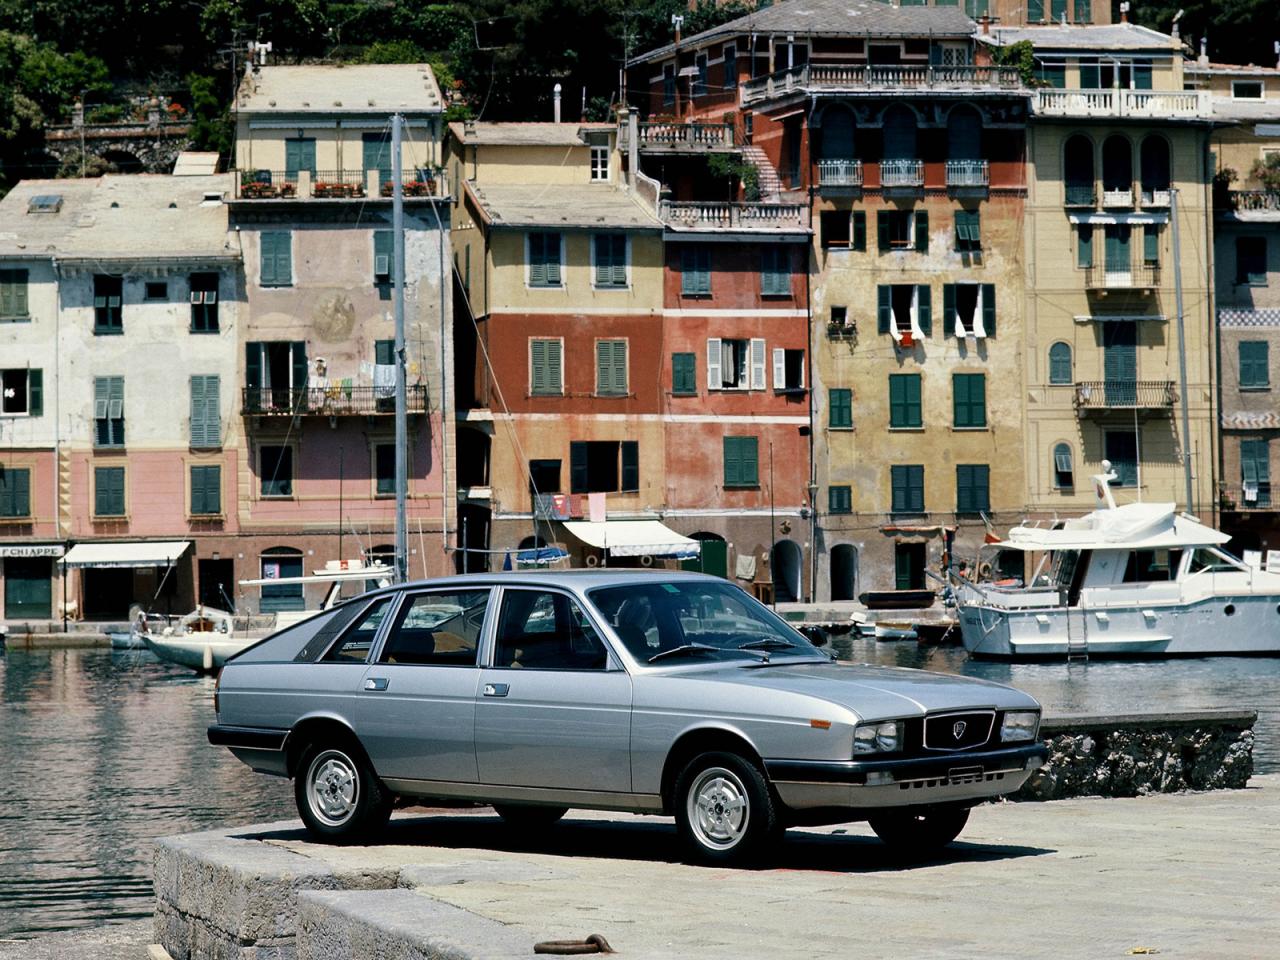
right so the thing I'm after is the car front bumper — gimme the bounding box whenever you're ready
[208,723,291,777]
[764,742,1049,811]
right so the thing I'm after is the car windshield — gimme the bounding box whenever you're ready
[587,580,825,664]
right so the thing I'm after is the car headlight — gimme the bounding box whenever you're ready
[853,720,903,755]
[1000,710,1040,743]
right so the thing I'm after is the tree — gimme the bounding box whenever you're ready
[185,73,232,156]
[1131,1,1279,70]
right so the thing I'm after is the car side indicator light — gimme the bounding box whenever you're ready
[809,719,832,730]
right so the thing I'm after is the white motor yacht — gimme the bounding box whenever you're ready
[955,463,1280,659]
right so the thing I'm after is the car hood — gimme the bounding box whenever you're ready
[676,661,1040,719]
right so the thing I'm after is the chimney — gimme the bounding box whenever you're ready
[553,83,562,123]
[1119,2,1129,24]
[980,14,990,36]
[673,14,683,45]
[1199,36,1209,66]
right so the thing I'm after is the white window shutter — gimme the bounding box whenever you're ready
[750,338,766,390]
[772,348,785,390]
[972,285,988,338]
[707,338,722,389]
[909,289,925,340]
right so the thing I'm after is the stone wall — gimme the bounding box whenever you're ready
[1016,709,1256,801]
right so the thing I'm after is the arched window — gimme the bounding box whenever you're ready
[1063,134,1094,206]
[1053,444,1074,489]
[820,107,855,160]
[1140,136,1171,205]
[1049,342,1073,384]
[947,107,982,161]
[882,107,918,161]
[1102,135,1133,196]
[260,546,304,613]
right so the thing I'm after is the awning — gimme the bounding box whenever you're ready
[59,540,192,569]
[562,521,701,559]
[1066,212,1169,225]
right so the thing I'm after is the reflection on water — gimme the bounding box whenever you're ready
[0,648,293,939]
[0,641,1277,938]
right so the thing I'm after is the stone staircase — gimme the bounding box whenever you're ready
[740,144,783,200]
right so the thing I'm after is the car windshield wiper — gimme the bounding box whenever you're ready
[737,637,798,651]
[647,643,721,663]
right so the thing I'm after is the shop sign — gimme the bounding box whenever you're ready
[0,544,65,558]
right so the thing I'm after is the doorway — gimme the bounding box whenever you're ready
[198,559,235,611]
[894,541,926,590]
[830,544,858,601]
[682,533,728,578]
[4,557,53,619]
[83,568,133,620]
[771,539,803,602]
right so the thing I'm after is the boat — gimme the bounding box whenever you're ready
[954,462,1280,659]
[857,589,936,610]
[142,560,393,672]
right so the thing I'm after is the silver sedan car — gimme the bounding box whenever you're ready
[209,571,1047,863]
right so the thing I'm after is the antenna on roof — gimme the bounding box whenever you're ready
[672,14,684,45]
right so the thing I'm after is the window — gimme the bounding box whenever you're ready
[529,459,561,496]
[953,373,987,429]
[821,210,851,249]
[189,375,221,449]
[0,466,31,518]
[528,232,562,287]
[695,53,708,97]
[829,305,852,334]
[943,283,995,338]
[1053,443,1074,488]
[259,548,304,612]
[529,338,563,396]
[570,440,639,493]
[362,133,393,188]
[681,247,711,296]
[596,339,628,396]
[321,596,394,663]
[189,273,218,332]
[1049,343,1073,384]
[494,589,608,670]
[1143,225,1160,267]
[190,464,221,516]
[94,466,125,517]
[378,589,490,666]
[829,485,852,514]
[375,444,395,496]
[93,275,123,333]
[707,337,766,390]
[1237,237,1267,285]
[260,445,294,497]
[593,233,628,288]
[1104,431,1139,487]
[590,144,609,181]
[284,137,316,179]
[1034,60,1066,87]
[672,352,697,395]
[663,63,676,105]
[877,284,932,339]
[724,44,738,89]
[761,247,791,297]
[1077,224,1093,269]
[373,231,393,282]
[877,210,927,252]
[1,368,41,416]
[260,231,292,287]
[0,269,29,320]
[1239,340,1270,389]
[93,376,125,447]
[1241,438,1272,505]
[895,541,926,590]
[773,348,805,392]
[723,436,759,488]
[889,374,922,428]
[1233,81,1264,101]
[956,464,990,514]
[245,341,307,412]
[145,281,167,301]
[829,387,853,429]
[891,465,925,514]
[954,209,981,252]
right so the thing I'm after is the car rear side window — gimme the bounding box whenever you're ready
[321,595,394,662]
[289,600,376,663]
[378,590,490,666]
[493,589,608,670]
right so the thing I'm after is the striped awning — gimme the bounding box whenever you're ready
[1222,411,1280,430]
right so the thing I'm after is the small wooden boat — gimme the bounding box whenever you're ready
[858,589,936,610]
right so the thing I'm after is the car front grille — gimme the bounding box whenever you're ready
[922,710,995,752]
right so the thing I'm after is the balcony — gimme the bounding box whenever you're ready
[1220,190,1280,219]
[946,159,989,189]
[1064,185,1097,208]
[621,122,735,152]
[817,159,863,188]
[658,200,810,233]
[1033,88,1210,120]
[234,168,446,201]
[880,159,924,190]
[1220,483,1274,511]
[741,64,1024,106]
[241,385,429,417]
[1073,380,1177,414]
[1102,186,1134,209]
[1085,261,1160,292]
[1141,188,1171,209]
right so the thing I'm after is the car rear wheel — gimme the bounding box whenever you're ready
[868,806,970,855]
[492,804,568,830]
[674,751,777,864]
[294,741,392,842]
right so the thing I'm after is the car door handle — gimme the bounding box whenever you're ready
[364,677,389,691]
[483,683,509,698]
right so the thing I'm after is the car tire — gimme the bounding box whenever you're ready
[868,805,970,855]
[492,804,568,830]
[674,751,777,865]
[294,740,392,843]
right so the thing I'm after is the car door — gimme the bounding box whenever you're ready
[474,587,633,793]
[352,587,491,785]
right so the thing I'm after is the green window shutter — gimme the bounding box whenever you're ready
[829,388,853,429]
[597,341,611,394]
[260,233,276,285]
[877,211,890,253]
[906,374,921,426]
[531,339,547,394]
[1079,61,1099,88]
[916,285,931,335]
[890,374,921,428]
[957,464,973,512]
[982,284,996,337]
[613,341,628,394]
[1144,225,1159,266]
[545,234,562,286]
[723,436,758,487]
[828,485,851,514]
[95,467,125,516]
[547,340,562,393]
[190,375,220,449]
[1029,0,1044,20]
[852,211,866,251]
[914,210,929,253]
[1240,341,1269,388]
[672,353,696,395]
[954,374,970,427]
[954,373,986,427]
[943,285,956,337]
[1134,63,1151,89]
[741,437,758,485]
[877,286,891,333]
[621,441,639,492]
[291,342,308,395]
[1077,225,1093,269]
[375,339,395,365]
[569,442,588,493]
[0,467,31,517]
[595,235,610,286]
[529,234,546,286]
[28,369,43,417]
[245,343,263,412]
[724,437,740,487]
[891,466,907,513]
[1,269,29,318]
[192,465,221,515]
[261,232,292,285]
[762,247,789,296]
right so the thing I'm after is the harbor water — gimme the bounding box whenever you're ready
[1,641,1277,939]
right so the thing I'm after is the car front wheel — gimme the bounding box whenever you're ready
[674,751,777,864]
[294,741,392,842]
[868,805,970,855]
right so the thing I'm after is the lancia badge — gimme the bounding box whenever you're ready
[952,720,967,740]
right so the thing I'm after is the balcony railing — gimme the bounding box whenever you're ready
[311,170,366,198]
[237,170,296,199]
[1034,88,1211,119]
[881,159,924,189]
[1064,184,1097,207]
[234,168,445,200]
[622,122,735,150]
[946,159,989,188]
[741,64,1024,105]
[1141,188,1171,208]
[1084,262,1161,291]
[658,200,810,232]
[817,159,863,187]
[1221,483,1274,511]
[1102,186,1134,209]
[242,385,429,417]
[1073,380,1177,412]
[1223,190,1280,213]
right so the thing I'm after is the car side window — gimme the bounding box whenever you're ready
[493,589,609,670]
[321,596,393,663]
[378,590,490,666]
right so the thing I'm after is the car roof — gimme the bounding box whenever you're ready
[355,569,731,602]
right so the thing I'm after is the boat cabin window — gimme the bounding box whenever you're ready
[1121,549,1182,583]
[1049,550,1079,590]
[1187,548,1243,575]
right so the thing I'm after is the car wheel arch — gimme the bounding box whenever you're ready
[285,715,365,779]
[660,726,766,814]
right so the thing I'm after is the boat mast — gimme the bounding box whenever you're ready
[392,112,408,584]
[1170,188,1194,515]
